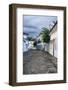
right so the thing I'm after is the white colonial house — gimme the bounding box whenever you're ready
[23,32,29,52]
[48,21,58,58]
[28,40,34,49]
[36,34,49,51]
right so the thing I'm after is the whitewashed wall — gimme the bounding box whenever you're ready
[48,25,58,58]
[23,34,29,52]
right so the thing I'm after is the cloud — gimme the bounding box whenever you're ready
[24,25,38,29]
[23,15,57,38]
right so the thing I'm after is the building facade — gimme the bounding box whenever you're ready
[23,33,29,52]
[48,21,58,58]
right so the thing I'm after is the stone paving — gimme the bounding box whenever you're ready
[23,49,57,75]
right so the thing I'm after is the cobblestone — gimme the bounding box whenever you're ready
[23,49,57,75]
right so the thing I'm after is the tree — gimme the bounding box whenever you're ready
[41,27,50,43]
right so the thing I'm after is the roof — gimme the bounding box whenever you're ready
[49,21,57,33]
[23,32,29,35]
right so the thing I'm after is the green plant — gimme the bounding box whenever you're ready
[41,27,50,43]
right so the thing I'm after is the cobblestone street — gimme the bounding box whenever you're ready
[23,49,57,75]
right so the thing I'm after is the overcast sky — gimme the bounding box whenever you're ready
[23,15,57,38]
